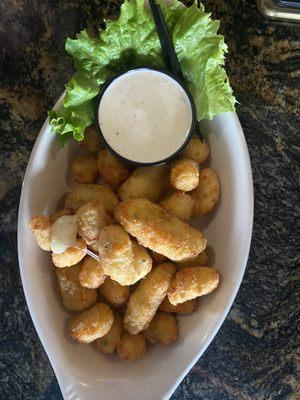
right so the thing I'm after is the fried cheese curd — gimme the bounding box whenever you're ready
[168,267,220,305]
[124,263,176,335]
[115,198,206,262]
[98,225,152,285]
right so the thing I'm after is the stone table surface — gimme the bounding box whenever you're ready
[0,0,299,399]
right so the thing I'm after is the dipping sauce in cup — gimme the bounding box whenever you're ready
[98,68,195,165]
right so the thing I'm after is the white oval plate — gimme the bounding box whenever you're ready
[18,95,253,400]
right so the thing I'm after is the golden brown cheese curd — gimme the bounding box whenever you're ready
[29,216,51,251]
[99,277,130,307]
[118,165,169,202]
[127,241,153,282]
[97,149,129,186]
[69,303,114,343]
[115,198,206,262]
[117,333,146,361]
[72,153,98,184]
[56,263,97,312]
[124,263,176,334]
[76,200,112,245]
[69,184,119,214]
[168,267,220,305]
[160,191,195,221]
[177,250,209,270]
[192,168,220,217]
[79,256,106,289]
[144,311,178,345]
[99,225,152,285]
[103,241,152,286]
[182,136,210,164]
[52,240,86,268]
[96,312,123,354]
[98,225,133,273]
[80,125,102,153]
[159,296,198,314]
[170,159,199,192]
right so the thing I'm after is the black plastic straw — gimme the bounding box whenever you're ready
[149,0,203,141]
[149,0,185,82]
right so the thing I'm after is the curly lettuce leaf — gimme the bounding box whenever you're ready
[166,2,235,119]
[49,0,235,144]
[48,101,94,146]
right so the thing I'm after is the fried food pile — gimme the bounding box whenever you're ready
[29,126,220,361]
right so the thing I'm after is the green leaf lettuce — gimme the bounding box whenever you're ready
[49,0,236,145]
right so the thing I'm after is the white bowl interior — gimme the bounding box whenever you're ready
[18,109,253,400]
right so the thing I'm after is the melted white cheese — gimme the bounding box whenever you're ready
[50,215,78,254]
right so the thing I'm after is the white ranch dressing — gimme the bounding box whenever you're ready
[98,68,193,163]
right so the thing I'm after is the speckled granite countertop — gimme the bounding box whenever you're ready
[0,1,299,399]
